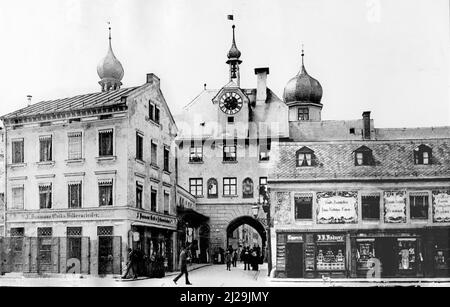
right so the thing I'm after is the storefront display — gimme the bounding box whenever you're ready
[356,238,376,271]
[397,238,417,271]
[315,234,346,271]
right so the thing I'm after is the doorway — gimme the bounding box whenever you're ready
[98,236,114,275]
[286,243,303,278]
[376,238,397,277]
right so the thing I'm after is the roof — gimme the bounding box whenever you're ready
[270,138,450,180]
[1,87,141,120]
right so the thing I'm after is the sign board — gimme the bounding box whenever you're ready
[316,234,345,242]
[287,234,304,242]
[384,191,407,223]
[316,191,358,224]
[132,232,140,242]
[433,190,450,223]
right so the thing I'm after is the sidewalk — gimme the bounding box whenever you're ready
[269,277,450,284]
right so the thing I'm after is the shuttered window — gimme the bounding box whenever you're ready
[39,136,52,162]
[68,132,82,160]
[11,186,24,210]
[68,182,82,209]
[98,179,113,207]
[39,184,52,209]
[12,139,24,164]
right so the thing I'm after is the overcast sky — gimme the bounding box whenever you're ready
[0,0,449,128]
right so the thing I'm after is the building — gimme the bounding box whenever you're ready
[268,50,450,279]
[0,28,180,275]
[175,24,289,259]
[0,127,4,236]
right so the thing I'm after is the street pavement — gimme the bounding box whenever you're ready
[0,263,449,287]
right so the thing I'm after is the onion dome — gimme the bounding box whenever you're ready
[226,25,242,62]
[97,26,124,91]
[283,50,322,104]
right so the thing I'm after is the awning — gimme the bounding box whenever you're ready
[177,207,209,227]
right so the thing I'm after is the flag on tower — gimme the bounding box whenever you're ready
[227,14,234,20]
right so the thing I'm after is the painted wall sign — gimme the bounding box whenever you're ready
[384,191,406,223]
[135,211,177,227]
[287,234,304,242]
[316,191,358,224]
[433,190,450,223]
[316,234,345,242]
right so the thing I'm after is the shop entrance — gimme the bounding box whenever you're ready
[98,236,114,275]
[37,237,53,273]
[376,238,397,277]
[286,243,303,278]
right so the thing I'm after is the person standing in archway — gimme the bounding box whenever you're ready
[243,246,250,271]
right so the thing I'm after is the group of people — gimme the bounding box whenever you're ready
[224,245,262,272]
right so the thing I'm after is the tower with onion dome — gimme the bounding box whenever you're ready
[283,48,323,122]
[226,25,242,87]
[97,26,124,92]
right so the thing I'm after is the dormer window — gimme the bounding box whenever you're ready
[298,108,309,121]
[414,145,432,165]
[296,147,316,167]
[354,146,374,166]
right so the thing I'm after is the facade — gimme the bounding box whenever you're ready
[0,31,180,275]
[175,25,288,257]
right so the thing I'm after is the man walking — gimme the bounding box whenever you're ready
[122,248,138,280]
[173,245,192,285]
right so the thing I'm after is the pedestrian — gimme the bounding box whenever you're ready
[225,251,232,271]
[232,250,238,267]
[243,247,250,271]
[173,245,192,285]
[122,248,138,280]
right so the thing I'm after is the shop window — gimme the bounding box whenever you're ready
[39,184,52,209]
[410,193,429,220]
[259,139,271,161]
[39,136,52,162]
[316,244,346,272]
[11,186,24,210]
[151,188,157,212]
[207,178,218,198]
[356,239,376,271]
[151,141,158,166]
[136,132,143,161]
[242,178,254,198]
[414,144,432,165]
[189,145,203,162]
[223,145,237,162]
[223,177,237,196]
[294,194,313,220]
[136,182,143,209]
[296,147,316,167]
[98,180,113,207]
[163,146,170,172]
[164,191,170,214]
[68,132,82,160]
[99,129,113,157]
[12,139,24,164]
[298,107,309,121]
[189,178,203,197]
[354,146,374,166]
[68,182,82,209]
[398,239,417,271]
[361,194,380,220]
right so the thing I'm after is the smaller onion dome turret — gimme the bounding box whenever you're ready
[97,26,124,92]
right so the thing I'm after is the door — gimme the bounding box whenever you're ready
[98,236,114,275]
[67,237,82,274]
[286,243,303,278]
[376,238,397,277]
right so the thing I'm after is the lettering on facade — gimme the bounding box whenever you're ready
[316,234,345,242]
[9,211,104,221]
[287,234,303,242]
[136,211,176,226]
[316,191,358,224]
[384,191,407,223]
[433,190,450,223]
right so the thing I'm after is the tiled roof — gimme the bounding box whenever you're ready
[270,139,450,180]
[1,87,141,120]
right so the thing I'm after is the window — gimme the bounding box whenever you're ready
[151,142,158,166]
[98,180,113,207]
[136,182,143,209]
[223,145,237,162]
[39,184,52,209]
[68,132,82,160]
[189,178,203,197]
[294,194,313,220]
[163,146,170,172]
[37,227,53,237]
[67,227,82,237]
[155,107,160,124]
[410,193,429,220]
[259,139,271,161]
[207,178,218,198]
[414,145,432,165]
[361,194,380,220]
[151,188,157,212]
[259,177,268,203]
[354,146,374,166]
[39,136,52,162]
[242,178,254,198]
[99,129,113,156]
[296,147,316,167]
[149,102,154,121]
[223,177,237,196]
[12,139,24,164]
[11,186,24,210]
[298,108,309,121]
[136,133,143,161]
[68,182,82,209]
[10,227,24,237]
[189,145,203,162]
[164,191,170,214]
[97,226,113,236]
[228,117,234,124]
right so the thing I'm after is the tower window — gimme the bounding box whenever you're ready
[223,144,237,162]
[298,108,309,121]
[228,117,234,124]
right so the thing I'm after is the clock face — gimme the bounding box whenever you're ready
[219,92,243,115]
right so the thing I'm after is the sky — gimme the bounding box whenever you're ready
[0,0,449,128]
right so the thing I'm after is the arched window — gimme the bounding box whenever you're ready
[414,145,432,165]
[207,178,218,198]
[354,145,374,166]
[242,178,254,198]
[296,147,316,167]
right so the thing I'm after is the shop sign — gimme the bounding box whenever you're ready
[433,190,450,223]
[384,191,406,223]
[287,234,304,242]
[135,211,177,227]
[316,191,358,224]
[132,232,140,242]
[316,234,345,242]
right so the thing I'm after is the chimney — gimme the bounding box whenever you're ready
[27,95,32,106]
[146,73,160,86]
[362,111,371,139]
[254,67,269,104]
